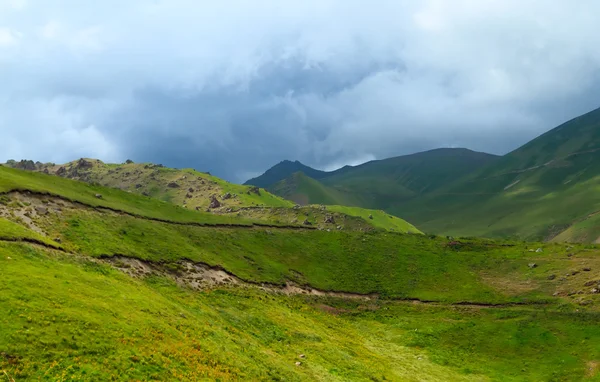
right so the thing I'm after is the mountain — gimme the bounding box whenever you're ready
[250,148,499,209]
[245,160,332,188]
[398,106,600,241]
[1,164,600,380]
[2,158,421,234]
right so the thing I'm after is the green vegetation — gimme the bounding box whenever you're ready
[394,107,600,242]
[2,241,600,380]
[4,199,594,305]
[251,107,600,243]
[2,168,600,380]
[1,242,483,381]
[269,172,361,206]
[326,205,420,233]
[2,160,421,233]
[250,148,498,210]
[0,165,256,226]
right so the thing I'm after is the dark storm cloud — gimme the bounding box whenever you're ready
[2,0,600,181]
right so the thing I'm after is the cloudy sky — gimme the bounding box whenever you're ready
[1,0,600,182]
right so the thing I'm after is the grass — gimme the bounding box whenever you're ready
[0,165,256,226]
[2,242,600,381]
[16,204,600,305]
[326,205,421,233]
[0,242,484,381]
[2,162,421,233]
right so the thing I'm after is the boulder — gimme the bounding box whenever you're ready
[95,194,103,199]
[528,263,537,269]
[303,219,312,226]
[135,184,143,189]
[248,186,261,195]
[209,195,221,209]
[167,182,180,188]
[222,192,232,200]
[188,188,194,193]
[368,214,373,220]
[535,248,543,253]
[324,215,335,224]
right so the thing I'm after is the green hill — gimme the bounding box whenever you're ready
[396,107,600,241]
[268,172,361,206]
[2,165,600,380]
[245,160,332,188]
[249,148,499,210]
[2,160,420,233]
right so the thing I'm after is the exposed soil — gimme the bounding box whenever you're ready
[103,255,377,300]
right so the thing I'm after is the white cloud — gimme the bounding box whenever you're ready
[0,27,20,46]
[1,0,600,180]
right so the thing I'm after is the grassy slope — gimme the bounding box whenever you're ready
[4,196,594,305]
[396,107,600,241]
[252,148,498,210]
[6,161,421,233]
[245,160,331,188]
[0,165,265,226]
[326,205,421,233]
[2,221,600,380]
[322,148,499,210]
[268,172,362,206]
[1,242,483,381]
[34,159,294,209]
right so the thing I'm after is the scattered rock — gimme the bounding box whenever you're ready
[56,166,67,176]
[584,280,598,287]
[324,215,335,224]
[299,354,306,359]
[248,186,261,195]
[188,188,194,193]
[54,237,62,243]
[547,274,556,280]
[76,158,93,169]
[303,219,312,226]
[167,182,180,188]
[592,288,599,294]
[295,361,302,367]
[135,184,143,189]
[35,206,48,215]
[583,267,592,272]
[95,194,103,199]
[528,263,537,269]
[368,214,373,220]
[209,195,221,209]
[186,193,193,199]
[222,192,232,200]
[535,248,543,253]
[337,225,342,230]
[142,191,150,197]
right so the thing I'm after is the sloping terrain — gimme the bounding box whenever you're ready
[1,168,600,380]
[245,160,333,188]
[249,148,498,209]
[3,160,419,233]
[269,172,362,206]
[395,107,600,241]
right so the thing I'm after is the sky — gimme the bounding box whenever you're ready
[1,0,600,182]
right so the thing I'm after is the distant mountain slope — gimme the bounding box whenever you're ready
[268,172,360,206]
[245,160,332,188]
[397,106,600,241]
[251,148,499,210]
